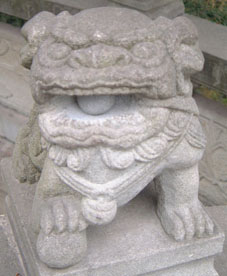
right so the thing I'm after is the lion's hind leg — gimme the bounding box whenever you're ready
[156,164,214,241]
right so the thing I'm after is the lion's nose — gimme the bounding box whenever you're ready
[70,44,131,69]
[77,95,115,115]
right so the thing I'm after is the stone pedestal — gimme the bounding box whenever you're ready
[1,158,224,276]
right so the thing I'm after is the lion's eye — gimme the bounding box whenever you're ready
[132,42,156,59]
[48,43,71,60]
[132,41,167,67]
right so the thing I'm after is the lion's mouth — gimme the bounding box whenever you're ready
[67,93,136,118]
[43,92,142,126]
[38,89,169,150]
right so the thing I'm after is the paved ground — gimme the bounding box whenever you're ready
[0,136,13,161]
[0,215,25,276]
[208,206,227,276]
[0,137,25,275]
[0,136,13,215]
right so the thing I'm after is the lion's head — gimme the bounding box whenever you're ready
[20,8,203,151]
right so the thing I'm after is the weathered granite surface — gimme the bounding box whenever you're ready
[0,6,226,276]
[0,0,184,20]
[10,6,220,270]
[1,158,224,276]
[0,14,227,209]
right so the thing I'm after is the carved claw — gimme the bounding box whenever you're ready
[40,196,87,235]
[37,196,87,268]
[157,201,214,241]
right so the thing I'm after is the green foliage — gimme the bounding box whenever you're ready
[0,12,26,27]
[194,85,227,106]
[183,0,227,26]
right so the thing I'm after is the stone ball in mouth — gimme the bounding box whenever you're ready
[77,95,115,115]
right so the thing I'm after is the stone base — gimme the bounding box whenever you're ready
[208,206,227,276]
[1,158,224,276]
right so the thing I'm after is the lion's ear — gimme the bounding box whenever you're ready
[20,11,55,68]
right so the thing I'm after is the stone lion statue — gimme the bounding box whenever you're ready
[13,7,214,268]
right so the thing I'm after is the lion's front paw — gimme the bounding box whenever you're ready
[37,196,88,268]
[40,196,87,235]
[157,201,214,241]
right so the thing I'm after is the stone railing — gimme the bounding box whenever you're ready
[0,0,184,19]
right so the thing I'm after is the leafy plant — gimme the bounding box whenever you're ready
[0,12,26,27]
[194,85,227,106]
[183,0,227,26]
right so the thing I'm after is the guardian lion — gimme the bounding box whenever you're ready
[13,7,214,268]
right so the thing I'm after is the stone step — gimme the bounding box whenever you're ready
[0,214,26,276]
[207,205,227,276]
